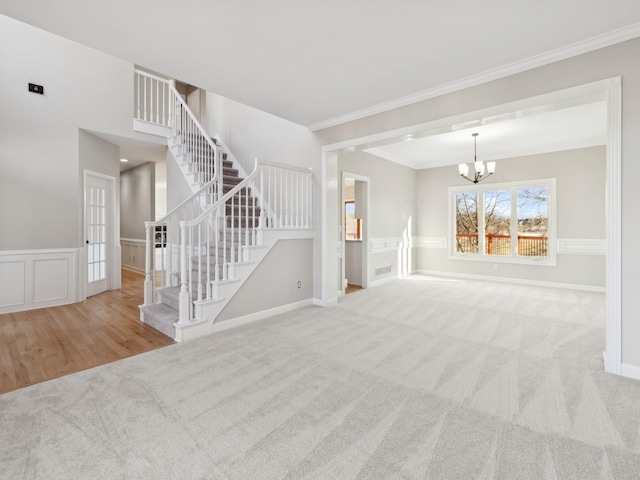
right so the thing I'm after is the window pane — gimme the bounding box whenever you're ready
[517,187,548,257]
[456,192,478,253]
[345,202,361,240]
[484,190,511,256]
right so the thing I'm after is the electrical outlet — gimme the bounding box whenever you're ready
[297,281,301,289]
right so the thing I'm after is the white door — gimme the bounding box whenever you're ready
[86,174,111,297]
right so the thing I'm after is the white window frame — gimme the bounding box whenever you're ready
[449,178,557,266]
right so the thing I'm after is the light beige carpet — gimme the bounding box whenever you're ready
[2,275,640,479]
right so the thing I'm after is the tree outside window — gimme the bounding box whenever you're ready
[345,201,362,240]
[453,180,553,263]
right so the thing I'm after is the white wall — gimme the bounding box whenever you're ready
[166,148,193,211]
[416,146,605,288]
[216,239,313,322]
[0,14,144,251]
[316,37,640,368]
[338,150,417,283]
[205,91,323,297]
[345,241,363,285]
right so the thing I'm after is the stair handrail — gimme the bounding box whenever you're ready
[167,81,222,193]
[143,175,221,305]
[147,175,220,228]
[136,69,224,306]
[184,159,313,228]
[176,158,313,324]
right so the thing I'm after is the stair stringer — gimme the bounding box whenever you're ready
[173,229,314,342]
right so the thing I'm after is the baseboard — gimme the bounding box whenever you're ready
[122,266,145,276]
[212,298,314,332]
[621,363,640,381]
[313,297,338,307]
[415,269,605,293]
[369,275,400,288]
[0,248,79,314]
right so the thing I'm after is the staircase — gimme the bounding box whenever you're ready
[133,69,313,342]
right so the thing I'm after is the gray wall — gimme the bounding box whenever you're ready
[0,15,146,251]
[205,91,323,299]
[216,239,313,322]
[416,146,605,287]
[166,148,193,211]
[316,37,640,367]
[339,150,417,282]
[79,130,121,179]
[120,163,155,239]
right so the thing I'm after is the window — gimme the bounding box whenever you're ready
[450,179,555,265]
[345,201,362,240]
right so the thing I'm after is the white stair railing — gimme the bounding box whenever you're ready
[143,178,220,305]
[176,159,313,325]
[134,69,223,191]
[134,70,172,127]
[136,69,223,305]
[135,69,314,326]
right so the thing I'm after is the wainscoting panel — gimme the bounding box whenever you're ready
[121,238,146,273]
[370,237,403,253]
[0,261,26,308]
[33,258,69,303]
[557,238,606,255]
[413,236,447,249]
[0,249,78,314]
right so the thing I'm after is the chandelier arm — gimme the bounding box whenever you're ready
[456,133,495,184]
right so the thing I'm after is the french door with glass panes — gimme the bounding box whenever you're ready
[85,173,111,297]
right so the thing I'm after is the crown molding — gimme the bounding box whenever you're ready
[308,22,640,132]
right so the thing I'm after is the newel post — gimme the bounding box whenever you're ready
[143,222,154,306]
[176,221,191,325]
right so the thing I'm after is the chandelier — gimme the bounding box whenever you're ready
[458,133,496,184]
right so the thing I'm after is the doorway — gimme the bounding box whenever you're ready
[85,171,115,297]
[322,78,622,375]
[341,172,369,295]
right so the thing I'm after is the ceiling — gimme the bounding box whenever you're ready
[87,131,167,172]
[363,100,607,170]
[1,1,639,129]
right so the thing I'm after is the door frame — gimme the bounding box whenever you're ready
[341,171,370,295]
[81,170,120,300]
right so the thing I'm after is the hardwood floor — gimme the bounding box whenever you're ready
[0,269,174,395]
[345,283,363,294]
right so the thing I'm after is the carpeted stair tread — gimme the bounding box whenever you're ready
[141,303,177,339]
